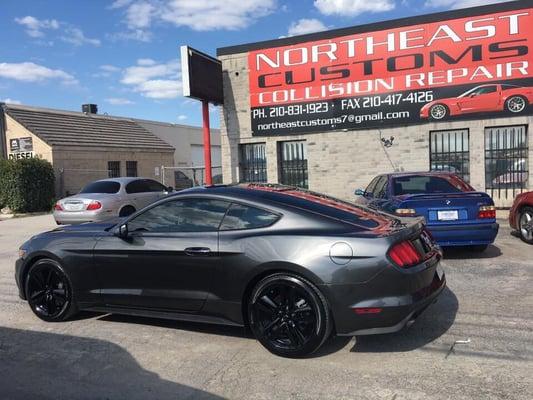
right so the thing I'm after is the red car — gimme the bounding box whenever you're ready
[420,84,533,120]
[509,191,533,244]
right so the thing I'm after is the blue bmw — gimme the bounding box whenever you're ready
[355,172,499,251]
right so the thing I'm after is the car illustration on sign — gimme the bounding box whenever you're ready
[420,84,533,120]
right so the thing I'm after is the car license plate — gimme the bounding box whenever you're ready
[437,210,458,221]
[65,203,84,211]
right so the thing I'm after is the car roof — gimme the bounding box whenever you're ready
[381,171,459,178]
[91,177,157,184]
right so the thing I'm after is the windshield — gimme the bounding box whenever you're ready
[393,175,472,195]
[79,181,121,194]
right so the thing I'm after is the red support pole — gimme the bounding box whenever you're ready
[202,100,213,186]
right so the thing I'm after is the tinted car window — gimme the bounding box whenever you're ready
[373,176,388,198]
[145,179,167,192]
[220,203,279,230]
[364,177,380,196]
[126,180,149,194]
[393,176,463,195]
[128,198,229,233]
[79,181,120,194]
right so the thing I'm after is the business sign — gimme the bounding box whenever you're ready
[181,46,224,104]
[243,2,533,136]
[8,137,34,159]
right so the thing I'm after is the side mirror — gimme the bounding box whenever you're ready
[469,93,477,98]
[354,189,365,196]
[117,223,129,239]
[166,186,174,192]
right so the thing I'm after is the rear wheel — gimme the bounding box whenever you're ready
[248,273,331,358]
[505,95,528,114]
[25,259,77,322]
[518,206,533,244]
[119,205,136,217]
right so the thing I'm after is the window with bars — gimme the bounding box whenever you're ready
[485,125,528,199]
[108,161,121,178]
[239,143,267,183]
[429,129,470,182]
[279,140,308,189]
[126,161,138,177]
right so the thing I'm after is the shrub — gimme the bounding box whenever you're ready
[0,158,55,213]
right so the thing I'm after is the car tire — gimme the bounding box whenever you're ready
[24,259,77,322]
[429,104,449,120]
[469,245,488,252]
[119,206,136,217]
[247,273,332,358]
[518,206,533,244]
[505,95,528,114]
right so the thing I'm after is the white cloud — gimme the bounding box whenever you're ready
[137,58,156,66]
[15,16,59,38]
[288,19,328,36]
[105,97,135,105]
[424,0,511,8]
[120,59,181,99]
[111,0,277,40]
[110,0,135,9]
[126,1,156,29]
[1,98,22,105]
[0,62,77,85]
[100,65,121,72]
[15,15,101,47]
[61,27,101,46]
[177,114,187,121]
[314,0,395,17]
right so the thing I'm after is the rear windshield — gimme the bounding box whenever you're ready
[79,181,121,194]
[248,185,397,229]
[392,175,471,195]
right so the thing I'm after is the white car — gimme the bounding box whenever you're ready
[53,177,171,225]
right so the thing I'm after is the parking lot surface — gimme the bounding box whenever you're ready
[0,214,532,400]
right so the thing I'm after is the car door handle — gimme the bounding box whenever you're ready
[184,247,211,256]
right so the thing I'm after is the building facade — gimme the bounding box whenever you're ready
[1,103,177,196]
[217,2,533,207]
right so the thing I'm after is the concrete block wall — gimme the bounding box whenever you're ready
[219,53,533,206]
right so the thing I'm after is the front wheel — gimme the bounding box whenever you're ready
[518,206,533,244]
[248,273,332,358]
[505,96,528,114]
[429,104,449,120]
[25,259,77,322]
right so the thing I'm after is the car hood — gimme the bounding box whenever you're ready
[52,217,124,233]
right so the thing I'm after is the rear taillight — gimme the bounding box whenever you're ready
[86,201,102,211]
[478,205,496,219]
[388,241,422,268]
[395,208,417,216]
[54,202,63,211]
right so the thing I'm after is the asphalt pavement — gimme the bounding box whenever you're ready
[0,214,531,400]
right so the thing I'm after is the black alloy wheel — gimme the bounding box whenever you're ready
[25,259,76,322]
[248,273,331,358]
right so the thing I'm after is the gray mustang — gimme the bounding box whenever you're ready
[17,184,445,358]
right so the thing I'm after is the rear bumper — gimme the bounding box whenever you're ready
[53,209,115,225]
[322,256,445,336]
[428,221,499,246]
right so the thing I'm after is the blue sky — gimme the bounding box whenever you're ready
[0,0,507,127]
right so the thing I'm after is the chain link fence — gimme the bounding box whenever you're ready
[161,166,222,190]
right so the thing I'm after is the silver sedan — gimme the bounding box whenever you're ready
[53,177,171,225]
